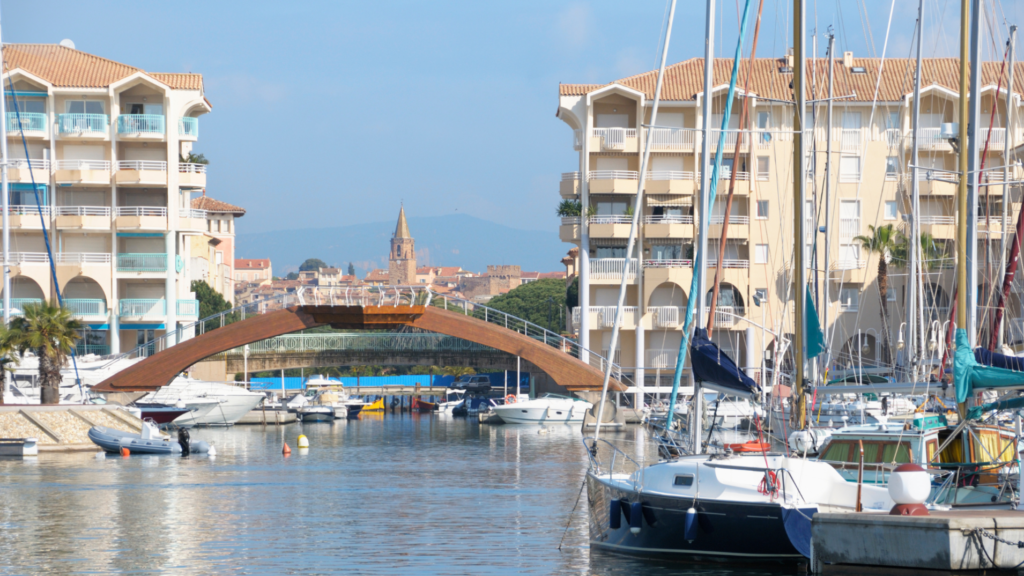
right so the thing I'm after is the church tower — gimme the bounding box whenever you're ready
[389,206,416,285]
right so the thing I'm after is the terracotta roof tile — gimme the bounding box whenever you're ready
[192,195,245,215]
[561,57,1023,102]
[235,259,271,270]
[149,72,203,90]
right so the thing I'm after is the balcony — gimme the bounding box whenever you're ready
[179,208,208,231]
[177,299,199,319]
[114,206,167,231]
[840,128,862,152]
[64,298,107,319]
[76,344,110,356]
[117,253,168,273]
[643,127,695,152]
[884,129,902,147]
[179,163,207,188]
[10,252,49,265]
[10,298,42,315]
[588,215,632,239]
[117,114,165,138]
[56,252,111,267]
[6,112,47,138]
[704,306,745,329]
[6,159,49,185]
[705,259,750,269]
[708,214,750,240]
[589,128,638,153]
[646,348,678,369]
[588,170,638,195]
[115,160,167,186]
[570,306,636,329]
[916,128,954,152]
[58,114,109,138]
[711,170,751,194]
[919,176,957,195]
[643,215,693,239]
[979,127,1006,148]
[650,306,683,328]
[918,215,956,240]
[706,130,741,153]
[560,172,580,198]
[643,258,692,268]
[55,206,111,230]
[55,159,111,186]
[589,258,638,283]
[119,299,166,320]
[1,205,49,230]
[645,171,696,195]
[559,216,580,243]
[178,117,199,140]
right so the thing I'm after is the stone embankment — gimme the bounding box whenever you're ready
[0,405,143,452]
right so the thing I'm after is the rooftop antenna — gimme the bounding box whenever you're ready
[58,39,75,49]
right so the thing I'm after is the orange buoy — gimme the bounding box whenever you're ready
[282,442,292,456]
[726,441,771,453]
[120,447,130,457]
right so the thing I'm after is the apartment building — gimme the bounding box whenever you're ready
[557,54,1024,396]
[1,43,214,355]
[188,194,244,304]
[234,259,272,283]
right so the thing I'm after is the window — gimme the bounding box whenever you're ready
[756,200,769,219]
[595,201,628,215]
[756,111,771,143]
[215,251,223,266]
[8,97,45,114]
[756,156,770,181]
[651,243,683,260]
[595,246,627,258]
[886,111,900,130]
[884,201,897,220]
[674,474,695,487]
[885,156,898,179]
[839,156,861,182]
[754,244,769,264]
[65,100,104,115]
[840,288,859,312]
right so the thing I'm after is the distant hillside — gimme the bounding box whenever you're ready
[235,214,567,276]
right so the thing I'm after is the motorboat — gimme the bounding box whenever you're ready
[139,377,264,426]
[451,395,499,417]
[131,402,193,425]
[490,393,592,424]
[437,389,465,413]
[311,390,367,419]
[411,397,436,413]
[299,405,335,422]
[88,422,213,455]
[362,397,385,412]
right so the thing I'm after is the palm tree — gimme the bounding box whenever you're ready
[7,302,82,404]
[854,224,903,364]
[0,324,18,405]
[442,366,476,379]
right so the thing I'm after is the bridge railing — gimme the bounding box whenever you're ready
[220,333,495,355]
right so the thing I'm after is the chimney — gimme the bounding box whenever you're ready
[843,51,854,68]
[785,47,794,68]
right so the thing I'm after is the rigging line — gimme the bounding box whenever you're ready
[2,64,84,398]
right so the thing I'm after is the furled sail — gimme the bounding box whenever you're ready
[954,328,1024,403]
[690,328,758,397]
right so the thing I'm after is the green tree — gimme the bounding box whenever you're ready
[180,152,209,164]
[556,199,582,217]
[410,365,441,375]
[299,258,328,272]
[285,271,299,280]
[854,224,903,363]
[0,325,17,405]
[7,302,82,404]
[565,276,579,311]
[482,278,566,332]
[191,280,231,320]
[442,366,476,378]
[348,262,356,277]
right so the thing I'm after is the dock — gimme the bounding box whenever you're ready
[0,405,144,453]
[812,509,1024,574]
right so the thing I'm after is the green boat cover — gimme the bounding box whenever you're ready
[954,328,1024,403]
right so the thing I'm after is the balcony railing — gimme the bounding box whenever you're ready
[179,117,199,138]
[704,306,744,328]
[119,299,166,317]
[117,114,165,135]
[6,205,50,217]
[646,170,695,181]
[56,253,111,264]
[560,216,581,225]
[64,299,107,317]
[58,114,109,134]
[117,253,168,272]
[644,127,694,150]
[179,162,207,174]
[708,215,750,225]
[8,159,49,170]
[55,159,110,171]
[707,130,740,150]
[643,215,693,224]
[884,128,902,147]
[590,258,638,280]
[705,259,750,269]
[115,207,167,217]
[588,170,638,180]
[646,348,678,369]
[918,215,954,225]
[716,169,750,181]
[650,306,683,328]
[597,306,638,328]
[840,128,862,152]
[561,171,580,182]
[592,128,636,149]
[177,299,199,317]
[55,206,111,217]
[916,128,950,149]
[10,253,48,264]
[838,218,860,242]
[834,259,866,270]
[643,259,692,268]
[180,208,208,219]
[980,127,1006,147]
[589,215,632,225]
[76,344,110,356]
[6,112,46,132]
[117,160,167,172]
[10,298,42,314]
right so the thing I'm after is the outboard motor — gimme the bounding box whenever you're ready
[177,428,191,457]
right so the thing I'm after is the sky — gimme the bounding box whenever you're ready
[4,0,1022,237]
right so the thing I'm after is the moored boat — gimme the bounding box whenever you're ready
[490,394,591,424]
[299,405,335,422]
[411,397,436,413]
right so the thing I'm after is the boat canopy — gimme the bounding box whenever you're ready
[690,328,758,398]
[954,328,1024,403]
[966,396,1024,421]
[974,346,1024,372]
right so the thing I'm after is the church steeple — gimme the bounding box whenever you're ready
[389,205,416,285]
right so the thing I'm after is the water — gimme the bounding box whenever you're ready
[0,415,799,575]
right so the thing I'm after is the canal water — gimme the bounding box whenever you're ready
[0,414,796,575]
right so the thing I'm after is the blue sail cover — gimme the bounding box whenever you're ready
[974,347,1024,372]
[690,328,759,396]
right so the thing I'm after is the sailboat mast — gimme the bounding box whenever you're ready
[792,0,808,429]
[0,9,10,327]
[965,0,983,346]
[908,0,925,384]
[823,31,834,378]
[956,0,970,362]
[997,27,1016,350]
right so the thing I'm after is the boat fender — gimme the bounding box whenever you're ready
[629,502,643,534]
[120,447,130,457]
[684,507,698,542]
[297,435,309,449]
[178,428,191,457]
[206,444,216,457]
[609,499,622,530]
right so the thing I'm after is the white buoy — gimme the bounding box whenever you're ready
[297,435,309,449]
[888,463,930,516]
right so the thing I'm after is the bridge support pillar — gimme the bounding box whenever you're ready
[635,323,644,410]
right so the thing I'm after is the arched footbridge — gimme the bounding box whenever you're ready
[91,287,627,393]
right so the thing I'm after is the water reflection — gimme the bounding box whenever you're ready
[0,415,798,575]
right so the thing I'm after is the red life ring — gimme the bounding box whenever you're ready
[727,441,771,453]
[505,394,517,404]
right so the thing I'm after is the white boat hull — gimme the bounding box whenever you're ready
[492,404,588,424]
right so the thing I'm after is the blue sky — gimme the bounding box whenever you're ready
[4,0,1020,236]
